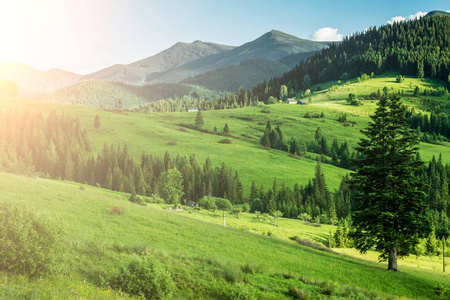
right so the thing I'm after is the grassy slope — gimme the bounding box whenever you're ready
[2,73,449,193]
[0,96,348,191]
[0,172,448,299]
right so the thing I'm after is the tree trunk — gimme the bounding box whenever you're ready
[388,247,398,271]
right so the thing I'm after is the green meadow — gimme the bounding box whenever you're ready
[1,73,450,298]
[0,172,448,299]
[2,73,449,193]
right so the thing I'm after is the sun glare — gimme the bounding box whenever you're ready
[0,0,59,69]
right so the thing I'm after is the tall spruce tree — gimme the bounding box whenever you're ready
[350,95,430,272]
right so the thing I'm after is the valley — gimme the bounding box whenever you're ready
[1,7,450,300]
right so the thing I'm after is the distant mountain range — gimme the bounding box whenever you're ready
[81,41,234,85]
[82,30,329,86]
[2,30,330,99]
[0,61,81,98]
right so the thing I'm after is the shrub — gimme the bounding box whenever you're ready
[109,206,125,215]
[241,262,264,275]
[111,254,175,300]
[198,196,217,210]
[222,263,244,283]
[129,193,146,206]
[0,201,62,277]
[218,139,231,144]
[289,286,310,300]
[320,281,337,295]
[148,194,165,204]
[261,106,271,113]
[215,198,232,211]
[167,141,177,146]
[239,203,250,212]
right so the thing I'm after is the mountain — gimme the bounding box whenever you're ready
[155,30,329,84]
[83,30,329,86]
[2,30,329,101]
[0,61,81,98]
[426,10,450,17]
[182,50,321,92]
[81,41,235,85]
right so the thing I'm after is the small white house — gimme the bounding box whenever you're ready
[187,107,199,112]
[287,98,298,105]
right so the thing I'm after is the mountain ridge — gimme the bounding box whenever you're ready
[2,30,330,98]
[0,61,81,98]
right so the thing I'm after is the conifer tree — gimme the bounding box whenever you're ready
[350,95,430,271]
[194,111,204,127]
[94,114,101,130]
[223,123,230,135]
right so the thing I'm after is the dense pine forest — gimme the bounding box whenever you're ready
[252,15,450,103]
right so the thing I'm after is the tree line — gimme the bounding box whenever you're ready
[260,121,357,170]
[249,15,450,103]
[248,162,351,224]
[0,111,245,205]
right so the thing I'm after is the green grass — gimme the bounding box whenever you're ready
[2,72,450,194]
[0,172,448,299]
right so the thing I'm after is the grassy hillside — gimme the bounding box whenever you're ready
[40,81,145,109]
[4,73,450,194]
[0,172,448,299]
[39,81,195,110]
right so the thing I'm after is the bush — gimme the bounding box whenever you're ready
[0,201,62,277]
[289,286,310,299]
[111,253,175,300]
[129,193,146,205]
[198,196,217,210]
[167,141,177,146]
[110,206,125,215]
[218,139,232,144]
[222,263,244,283]
[215,198,232,211]
[241,262,264,275]
[239,203,251,212]
[261,106,270,113]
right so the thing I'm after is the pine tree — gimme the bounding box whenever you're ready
[350,95,430,272]
[194,111,204,127]
[94,114,101,130]
[223,123,230,135]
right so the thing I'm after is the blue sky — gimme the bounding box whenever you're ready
[0,0,449,74]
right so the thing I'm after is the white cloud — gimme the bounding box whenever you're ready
[309,27,343,41]
[387,16,406,25]
[387,11,427,25]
